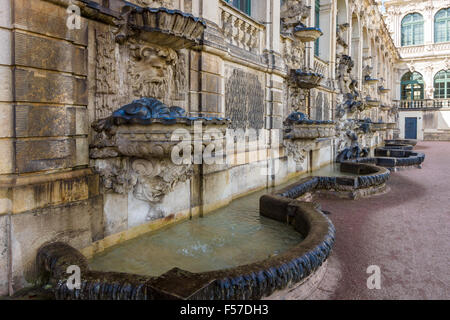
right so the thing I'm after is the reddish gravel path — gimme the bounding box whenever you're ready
[306,141,450,300]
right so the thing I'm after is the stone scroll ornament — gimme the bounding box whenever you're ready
[91,98,229,205]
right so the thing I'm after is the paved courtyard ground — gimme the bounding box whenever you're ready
[305,141,450,300]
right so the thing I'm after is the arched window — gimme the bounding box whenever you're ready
[435,8,450,43]
[401,13,424,46]
[401,72,424,100]
[434,70,450,99]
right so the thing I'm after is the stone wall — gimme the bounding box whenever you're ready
[0,0,104,295]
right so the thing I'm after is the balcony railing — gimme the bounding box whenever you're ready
[398,42,450,58]
[314,56,329,79]
[395,99,450,109]
[220,0,265,54]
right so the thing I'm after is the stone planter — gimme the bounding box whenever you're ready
[293,26,323,42]
[290,69,324,89]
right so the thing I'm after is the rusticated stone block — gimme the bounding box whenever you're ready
[14,68,87,105]
[0,104,13,138]
[0,214,9,296]
[0,0,12,29]
[201,93,222,113]
[0,29,11,65]
[15,138,75,173]
[0,139,14,174]
[14,0,88,46]
[14,31,87,76]
[201,52,222,75]
[201,72,221,94]
[75,137,89,166]
[0,66,13,102]
[15,105,71,137]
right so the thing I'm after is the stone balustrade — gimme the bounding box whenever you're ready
[220,1,264,53]
[314,56,329,79]
[398,42,450,57]
[395,99,450,109]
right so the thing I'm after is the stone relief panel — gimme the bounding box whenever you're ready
[94,28,188,121]
[95,29,119,120]
[225,68,265,130]
[94,158,193,204]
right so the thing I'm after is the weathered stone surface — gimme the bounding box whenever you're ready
[14,68,87,105]
[201,72,221,94]
[14,0,88,46]
[15,105,70,138]
[0,0,12,29]
[104,193,128,236]
[14,31,87,75]
[201,92,222,114]
[10,171,96,214]
[0,29,11,65]
[15,139,75,173]
[75,138,89,167]
[0,66,13,102]
[0,214,9,296]
[0,139,14,174]
[0,104,13,138]
[10,195,102,292]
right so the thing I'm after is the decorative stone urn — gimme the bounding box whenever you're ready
[290,69,324,89]
[90,98,229,205]
[293,25,323,42]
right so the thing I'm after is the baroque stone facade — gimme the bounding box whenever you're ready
[384,0,450,141]
[0,0,403,296]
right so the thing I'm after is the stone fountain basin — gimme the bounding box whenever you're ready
[385,139,418,147]
[293,26,323,42]
[349,148,425,169]
[372,148,425,168]
[35,162,396,300]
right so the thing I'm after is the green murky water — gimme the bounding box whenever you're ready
[89,163,353,277]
